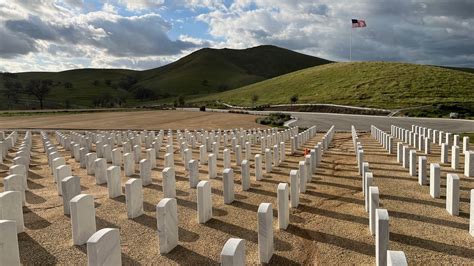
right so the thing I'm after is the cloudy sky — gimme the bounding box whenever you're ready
[1,0,473,72]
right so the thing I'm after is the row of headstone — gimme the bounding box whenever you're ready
[290,126,316,154]
[353,127,408,265]
[192,126,300,180]
[4,132,32,208]
[391,125,432,154]
[287,126,326,200]
[289,126,328,212]
[1,131,32,265]
[370,127,474,237]
[371,125,393,154]
[40,132,80,217]
[391,124,473,176]
[395,124,473,174]
[55,129,164,169]
[56,126,300,180]
[392,124,473,177]
[321,125,335,151]
[0,131,19,164]
[409,125,469,153]
[351,125,365,177]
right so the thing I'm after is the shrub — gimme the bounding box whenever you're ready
[257,112,291,127]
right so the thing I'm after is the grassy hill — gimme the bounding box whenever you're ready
[196,62,474,110]
[0,45,330,109]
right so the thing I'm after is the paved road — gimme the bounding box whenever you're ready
[3,108,471,132]
[196,108,474,132]
[286,112,474,132]
[110,108,474,133]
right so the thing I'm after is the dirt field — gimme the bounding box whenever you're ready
[0,110,265,130]
[1,129,473,265]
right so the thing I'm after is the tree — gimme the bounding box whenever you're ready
[26,79,52,109]
[105,79,112,86]
[201,79,209,86]
[178,95,185,106]
[290,94,299,105]
[251,94,259,107]
[92,80,100,86]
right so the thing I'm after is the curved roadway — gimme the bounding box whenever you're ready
[201,108,474,132]
[287,112,474,132]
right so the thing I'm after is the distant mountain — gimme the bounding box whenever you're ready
[0,45,331,109]
[137,45,331,95]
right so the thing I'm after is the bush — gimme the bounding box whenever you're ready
[253,104,270,111]
[229,110,249,114]
[257,112,291,127]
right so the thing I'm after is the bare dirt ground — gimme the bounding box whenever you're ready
[0,110,265,130]
[1,129,473,265]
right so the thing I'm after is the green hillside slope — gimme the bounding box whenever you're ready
[0,45,330,109]
[197,62,474,109]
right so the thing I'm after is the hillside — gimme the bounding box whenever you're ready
[138,45,331,94]
[196,62,474,110]
[0,45,330,109]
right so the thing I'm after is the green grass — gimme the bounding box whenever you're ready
[195,62,474,109]
[0,45,330,109]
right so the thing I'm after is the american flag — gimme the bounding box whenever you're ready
[352,19,367,28]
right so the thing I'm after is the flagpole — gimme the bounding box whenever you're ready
[350,27,352,62]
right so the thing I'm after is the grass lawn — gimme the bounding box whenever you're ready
[195,62,474,110]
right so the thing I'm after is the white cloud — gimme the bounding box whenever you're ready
[197,0,474,66]
[0,1,203,71]
[197,1,331,50]
[117,0,165,11]
[102,3,118,14]
[1,0,474,72]
[182,0,226,10]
